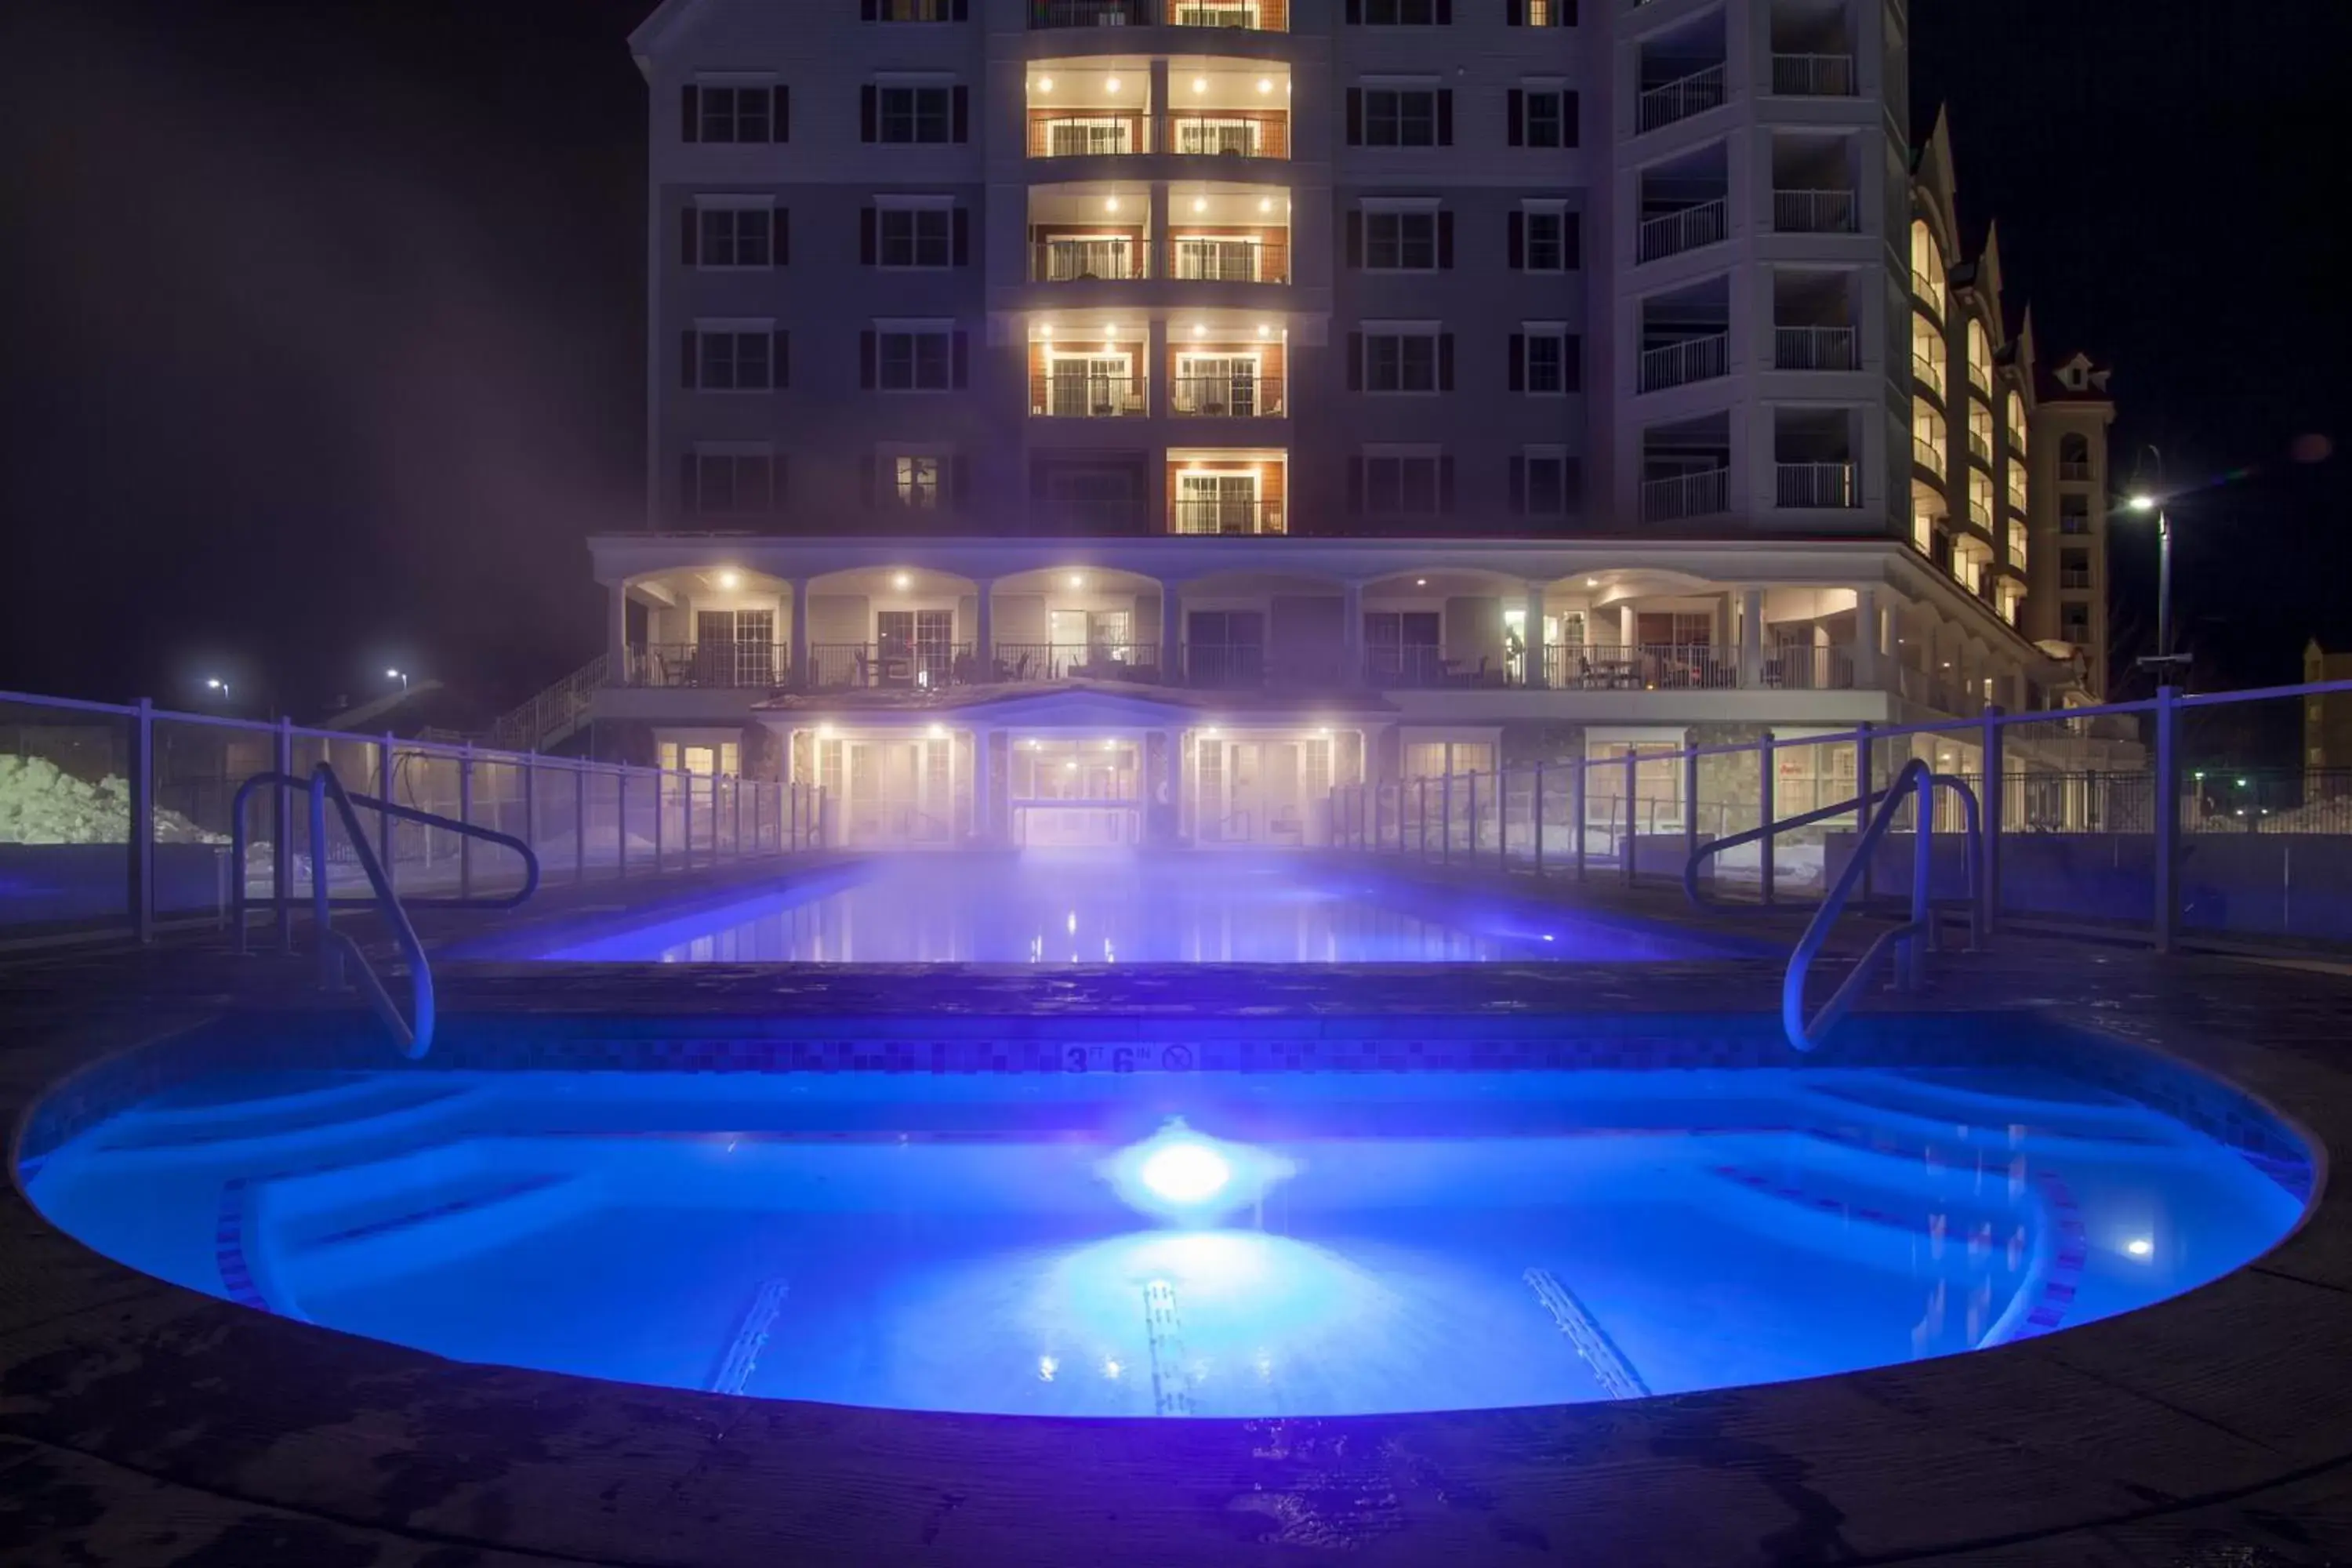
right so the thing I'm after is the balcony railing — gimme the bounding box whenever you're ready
[1635,198,1726,263]
[1638,332,1729,392]
[1031,497,1149,533]
[2060,459,2093,481]
[1968,430,1993,465]
[1167,111,1289,158]
[1030,238,1148,282]
[1028,115,1145,158]
[1771,53,1856,96]
[1913,353,1944,390]
[626,643,786,690]
[806,641,977,691]
[1773,188,1857,234]
[1166,234,1290,282]
[1913,437,1944,473]
[2060,568,2093,590]
[1030,372,1148,417]
[1773,325,1857,370]
[1636,63,1727,132]
[1183,642,1270,688]
[1171,497,1284,535]
[1776,460,1860,509]
[1029,0,1150,24]
[1170,372,1284,417]
[1639,467,1727,522]
[991,642,1162,684]
[1547,644,1740,690]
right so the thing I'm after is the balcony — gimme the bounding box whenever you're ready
[1771,53,1855,96]
[1166,230,1290,283]
[1031,497,1150,533]
[1913,437,1944,474]
[1030,369,1147,418]
[1171,371,1285,418]
[1636,199,1726,263]
[1773,325,1857,370]
[625,643,786,690]
[1636,64,1727,132]
[1968,430,1993,466]
[1028,0,1149,24]
[1031,236,1149,281]
[992,642,1162,684]
[806,641,975,691]
[1028,113,1147,158]
[1776,461,1860,508]
[1912,353,1944,393]
[1638,332,1728,392]
[1639,467,1727,522]
[1773,187,1857,233]
[2060,568,2093,590]
[1027,0,1289,30]
[1171,497,1283,535]
[1167,111,1289,159]
[2060,459,2093,481]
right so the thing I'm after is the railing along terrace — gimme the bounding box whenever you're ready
[1773,188,1857,234]
[990,642,1162,683]
[627,643,786,690]
[804,641,975,690]
[1169,372,1284,417]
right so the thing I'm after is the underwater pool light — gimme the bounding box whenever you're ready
[1141,1139,1231,1203]
[1103,1116,1294,1225]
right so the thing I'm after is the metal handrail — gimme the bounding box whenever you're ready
[306,764,435,1059]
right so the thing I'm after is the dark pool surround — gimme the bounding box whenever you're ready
[5,956,2350,1566]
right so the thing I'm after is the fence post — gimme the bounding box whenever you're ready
[522,749,539,874]
[681,769,694,872]
[459,742,475,901]
[1854,721,1875,906]
[1442,773,1454,866]
[652,767,665,873]
[573,765,587,882]
[734,771,744,858]
[1573,760,1587,883]
[2154,685,2180,953]
[1533,762,1546,877]
[128,697,154,942]
[1622,749,1638,887]
[1759,729,1777,906]
[1467,771,1479,864]
[274,716,294,955]
[1499,769,1511,873]
[379,733,397,894]
[1980,704,2003,936]
[1682,745,1700,880]
[1417,778,1428,858]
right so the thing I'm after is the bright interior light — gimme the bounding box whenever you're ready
[1140,1140,1232,1203]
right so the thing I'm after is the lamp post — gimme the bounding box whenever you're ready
[204,677,230,702]
[2123,492,2173,670]
[386,668,410,691]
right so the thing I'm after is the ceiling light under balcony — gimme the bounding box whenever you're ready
[1192,197,1208,213]
[894,572,912,589]
[1036,76,1053,93]
[1257,324,1272,338]
[1069,573,1084,588]
[1193,76,1208,94]
[1257,78,1273,94]
[1104,76,1122,94]
[1105,196,1121,213]
[1192,323,1206,338]
[717,569,742,589]
[1040,323,1054,339]
[1258,197,1274,213]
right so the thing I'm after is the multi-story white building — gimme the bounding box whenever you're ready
[524,0,2114,848]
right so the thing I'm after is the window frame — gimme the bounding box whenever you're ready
[691,324,776,393]
[1363,209,1439,271]
[1363,86,1440,147]
[876,203,953,270]
[688,445,777,516]
[694,202,775,270]
[877,327,956,393]
[877,84,953,143]
[1363,328,1441,394]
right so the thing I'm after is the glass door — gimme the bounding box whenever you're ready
[1176,471,1259,535]
[1174,354,1258,416]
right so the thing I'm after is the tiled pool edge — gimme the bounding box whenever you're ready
[8,952,2352,1566]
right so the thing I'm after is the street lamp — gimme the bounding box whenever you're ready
[2123,492,2174,670]
[386,668,409,691]
[204,677,230,700]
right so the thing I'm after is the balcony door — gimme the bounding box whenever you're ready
[693,608,775,688]
[1172,237,1260,281]
[1176,470,1259,535]
[1044,236,1132,281]
[1175,353,1258,416]
[1047,118,1131,157]
[1047,352,1132,417]
[1176,117,1260,157]
[875,609,954,689]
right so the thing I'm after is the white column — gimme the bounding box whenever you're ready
[971,725,992,844]
[788,578,809,688]
[1341,580,1365,684]
[1851,585,1878,687]
[1617,601,1638,651]
[1160,577,1184,677]
[606,582,629,673]
[1522,580,1548,688]
[1738,587,1764,686]
[973,576,995,677]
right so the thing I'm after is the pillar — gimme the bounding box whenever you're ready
[1617,601,1637,652]
[1852,585,1878,688]
[1146,315,1169,420]
[1522,581,1548,688]
[788,578,809,688]
[1737,587,1763,686]
[1147,58,1171,158]
[971,724,992,844]
[1341,580,1365,684]
[973,575,995,677]
[1161,577,1184,678]
[606,582,630,675]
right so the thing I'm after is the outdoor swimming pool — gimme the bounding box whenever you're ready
[24,1057,2307,1417]
[527,851,1748,964]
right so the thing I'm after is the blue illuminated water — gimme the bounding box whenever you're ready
[535,851,1742,964]
[25,1065,2306,1416]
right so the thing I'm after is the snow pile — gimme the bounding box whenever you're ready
[0,756,227,846]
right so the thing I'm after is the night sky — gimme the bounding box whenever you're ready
[2,0,2344,731]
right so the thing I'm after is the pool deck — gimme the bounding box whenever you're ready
[6,869,2352,1565]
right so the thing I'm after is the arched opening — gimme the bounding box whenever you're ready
[1909,219,1947,309]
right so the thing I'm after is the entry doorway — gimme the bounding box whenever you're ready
[1195,734,1333,847]
[1008,737,1142,848]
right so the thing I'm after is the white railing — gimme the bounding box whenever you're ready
[1913,353,1943,390]
[1635,198,1727,263]
[1969,430,1993,464]
[1776,461,1860,508]
[1773,188,1857,233]
[1773,325,1857,371]
[1913,437,1944,473]
[1771,53,1855,96]
[1639,467,1727,522]
[1638,332,1729,392]
[488,653,608,752]
[1635,63,1726,132]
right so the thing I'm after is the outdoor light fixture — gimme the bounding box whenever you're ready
[1415,577,1428,586]
[1069,572,1084,587]
[385,669,409,691]
[1258,197,1274,212]
[1104,75,1122,93]
[1036,75,1053,93]
[1105,196,1121,213]
[1101,1117,1294,1227]
[927,723,946,739]
[1192,75,1207,93]
[2126,494,2156,513]
[1192,196,1208,213]
[894,572,911,589]
[1586,576,1598,586]
[817,723,835,739]
[205,677,229,696]
[1040,323,1054,339]
[1257,77,1273,94]
[1257,323,1272,338]
[717,569,742,589]
[2125,1237,2154,1258]
[1192,323,1207,337]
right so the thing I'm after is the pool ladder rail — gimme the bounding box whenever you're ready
[229,762,540,1059]
[1683,758,1984,1054]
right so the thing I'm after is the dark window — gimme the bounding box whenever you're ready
[1365,332,1438,393]
[878,208,952,267]
[877,329,953,390]
[695,85,775,143]
[878,85,953,143]
[1524,332,1563,394]
[877,0,953,16]
[1359,0,1443,20]
[695,208,773,268]
[1523,209,1565,270]
[1523,452,1568,513]
[1363,455,1443,514]
[694,331,773,391]
[1522,89,1563,147]
[2060,495,2092,534]
[1364,211,1438,270]
[1363,88,1440,147]
[689,452,775,514]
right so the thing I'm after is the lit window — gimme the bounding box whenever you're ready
[895,456,942,508]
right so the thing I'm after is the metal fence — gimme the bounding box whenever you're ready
[1324,681,2352,950]
[0,689,828,942]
